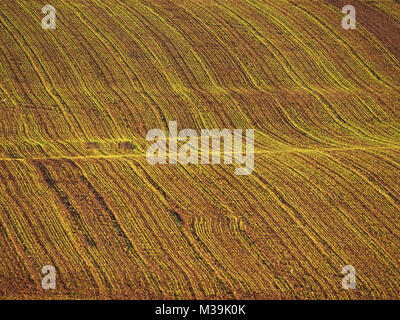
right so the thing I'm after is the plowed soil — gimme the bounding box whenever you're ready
[0,0,399,299]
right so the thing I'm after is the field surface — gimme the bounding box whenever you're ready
[0,0,399,299]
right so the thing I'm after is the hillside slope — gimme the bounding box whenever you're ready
[0,0,399,299]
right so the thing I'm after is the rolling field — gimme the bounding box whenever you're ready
[0,0,399,299]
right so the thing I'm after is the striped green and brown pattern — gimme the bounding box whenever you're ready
[0,0,399,299]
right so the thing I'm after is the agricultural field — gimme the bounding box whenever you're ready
[0,0,399,299]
